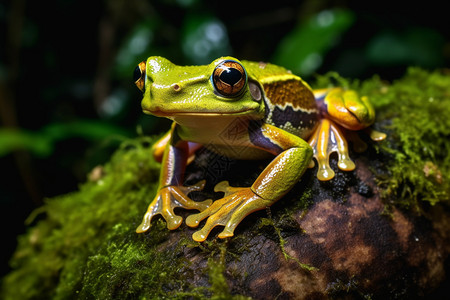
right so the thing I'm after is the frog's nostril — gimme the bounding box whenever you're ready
[172,83,181,92]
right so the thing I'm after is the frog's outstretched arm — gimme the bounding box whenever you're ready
[309,88,386,181]
[186,122,312,242]
[136,123,211,233]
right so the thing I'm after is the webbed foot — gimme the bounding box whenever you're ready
[186,181,270,242]
[308,119,386,181]
[308,119,354,181]
[136,180,212,233]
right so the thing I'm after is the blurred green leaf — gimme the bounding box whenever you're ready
[42,120,130,141]
[0,120,131,158]
[366,27,445,68]
[272,9,355,76]
[0,129,52,157]
[181,14,232,64]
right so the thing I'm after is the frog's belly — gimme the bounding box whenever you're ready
[204,144,273,160]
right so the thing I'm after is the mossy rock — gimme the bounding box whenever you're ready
[2,68,450,299]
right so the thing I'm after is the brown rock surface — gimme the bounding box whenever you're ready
[179,154,450,299]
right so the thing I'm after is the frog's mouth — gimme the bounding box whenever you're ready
[143,108,256,117]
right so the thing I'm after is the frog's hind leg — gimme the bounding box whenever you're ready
[310,87,386,180]
[308,118,355,181]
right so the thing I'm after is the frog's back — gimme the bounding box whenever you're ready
[242,61,319,139]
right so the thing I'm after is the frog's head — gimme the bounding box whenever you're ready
[133,56,265,123]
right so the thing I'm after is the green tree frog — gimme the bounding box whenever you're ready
[133,56,385,242]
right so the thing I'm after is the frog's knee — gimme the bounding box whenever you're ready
[321,88,375,130]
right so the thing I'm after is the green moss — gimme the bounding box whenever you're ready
[1,137,199,299]
[206,243,250,300]
[1,136,253,299]
[364,68,450,209]
[2,69,450,299]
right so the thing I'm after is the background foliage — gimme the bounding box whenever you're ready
[0,0,449,276]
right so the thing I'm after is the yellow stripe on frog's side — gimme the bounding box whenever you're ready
[259,74,319,140]
[259,73,304,84]
[262,78,317,111]
[259,73,315,105]
[243,61,317,111]
[241,61,319,140]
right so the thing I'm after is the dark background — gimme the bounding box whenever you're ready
[1,0,449,276]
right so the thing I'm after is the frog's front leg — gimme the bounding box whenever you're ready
[186,123,312,242]
[151,129,203,164]
[310,88,385,181]
[136,123,211,233]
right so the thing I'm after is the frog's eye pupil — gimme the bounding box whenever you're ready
[219,68,242,86]
[212,60,247,97]
[134,61,146,93]
[133,65,142,82]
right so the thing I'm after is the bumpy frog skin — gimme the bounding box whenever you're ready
[133,56,385,242]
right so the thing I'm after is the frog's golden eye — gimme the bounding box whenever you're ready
[212,60,247,97]
[134,61,146,92]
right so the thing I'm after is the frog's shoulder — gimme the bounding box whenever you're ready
[242,60,317,112]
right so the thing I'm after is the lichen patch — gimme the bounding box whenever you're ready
[299,198,380,274]
[390,209,413,251]
[272,265,324,299]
